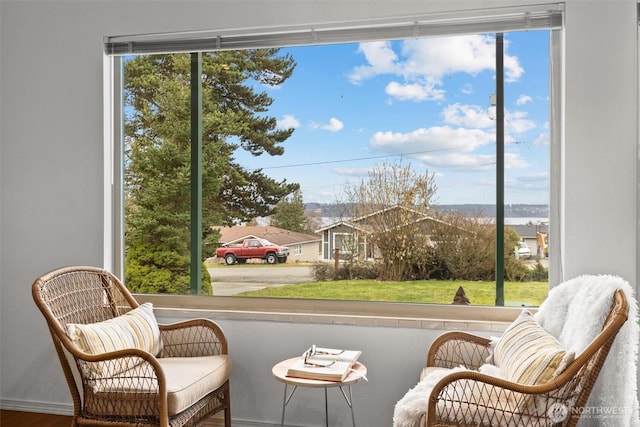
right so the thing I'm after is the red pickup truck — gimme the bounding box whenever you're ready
[215,238,289,265]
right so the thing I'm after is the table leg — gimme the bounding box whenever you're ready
[280,384,298,427]
[348,385,356,427]
[339,385,356,427]
[280,384,287,427]
[324,387,329,427]
[280,383,357,426]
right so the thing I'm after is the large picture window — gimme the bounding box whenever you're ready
[106,4,562,309]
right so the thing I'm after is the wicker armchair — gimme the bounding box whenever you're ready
[419,289,628,427]
[32,266,231,427]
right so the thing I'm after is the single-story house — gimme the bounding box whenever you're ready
[213,225,321,262]
[316,206,449,262]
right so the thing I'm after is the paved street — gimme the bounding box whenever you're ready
[208,265,313,296]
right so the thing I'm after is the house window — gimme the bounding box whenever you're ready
[105,4,562,308]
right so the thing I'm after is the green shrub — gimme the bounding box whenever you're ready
[311,262,335,281]
[525,261,549,281]
[334,262,379,280]
[503,256,529,282]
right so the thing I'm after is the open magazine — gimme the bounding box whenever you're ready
[286,345,362,382]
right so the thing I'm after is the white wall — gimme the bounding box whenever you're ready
[1,1,638,426]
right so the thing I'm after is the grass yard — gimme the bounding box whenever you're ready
[237,279,548,306]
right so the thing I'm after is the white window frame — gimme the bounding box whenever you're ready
[103,3,564,320]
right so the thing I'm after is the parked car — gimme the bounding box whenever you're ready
[514,240,531,259]
[215,238,289,265]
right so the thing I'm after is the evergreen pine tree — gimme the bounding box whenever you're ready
[271,189,310,233]
[124,50,299,293]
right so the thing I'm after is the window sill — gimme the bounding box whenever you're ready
[136,294,525,332]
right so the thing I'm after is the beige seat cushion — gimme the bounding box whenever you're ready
[87,354,231,417]
[160,355,232,415]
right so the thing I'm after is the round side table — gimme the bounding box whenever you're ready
[272,357,367,427]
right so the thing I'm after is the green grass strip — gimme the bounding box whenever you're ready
[236,279,548,306]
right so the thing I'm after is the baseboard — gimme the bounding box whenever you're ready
[231,421,276,427]
[0,400,306,427]
[233,421,318,427]
[0,399,73,416]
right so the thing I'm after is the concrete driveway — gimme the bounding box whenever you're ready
[208,265,313,296]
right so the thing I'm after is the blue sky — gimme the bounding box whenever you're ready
[235,30,550,206]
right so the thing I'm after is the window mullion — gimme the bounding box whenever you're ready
[190,52,203,295]
[495,33,505,306]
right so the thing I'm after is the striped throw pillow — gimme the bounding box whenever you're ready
[491,309,574,386]
[67,302,162,377]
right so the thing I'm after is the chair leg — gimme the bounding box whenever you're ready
[224,383,231,427]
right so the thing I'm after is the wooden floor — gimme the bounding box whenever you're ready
[0,410,72,427]
[0,410,225,426]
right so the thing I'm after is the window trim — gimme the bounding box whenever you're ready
[135,293,525,328]
[104,5,564,319]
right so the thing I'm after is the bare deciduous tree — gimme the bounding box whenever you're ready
[344,161,437,280]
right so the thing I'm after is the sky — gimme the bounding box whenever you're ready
[233,30,551,206]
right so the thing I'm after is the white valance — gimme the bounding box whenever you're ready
[104,3,563,55]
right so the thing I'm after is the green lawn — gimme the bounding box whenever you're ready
[236,279,548,306]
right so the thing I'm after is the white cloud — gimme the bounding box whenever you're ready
[504,152,530,169]
[370,126,493,155]
[533,132,549,146]
[333,167,371,176]
[401,35,497,79]
[515,172,549,184]
[417,152,528,170]
[507,172,549,191]
[532,122,550,146]
[420,152,496,169]
[348,41,401,85]
[368,122,533,171]
[460,84,473,95]
[505,111,536,134]
[322,117,344,132]
[516,95,533,106]
[503,52,524,82]
[310,117,344,132]
[385,81,445,101]
[441,104,536,135]
[442,103,494,129]
[277,114,300,129]
[349,35,524,101]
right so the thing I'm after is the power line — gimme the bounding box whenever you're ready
[258,148,452,170]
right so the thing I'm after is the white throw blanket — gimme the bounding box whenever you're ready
[535,274,640,427]
[393,275,640,427]
[393,367,468,427]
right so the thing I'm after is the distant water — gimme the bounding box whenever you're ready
[504,217,549,225]
[314,216,548,227]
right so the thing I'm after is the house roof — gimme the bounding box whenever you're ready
[509,222,549,239]
[315,220,370,233]
[350,204,428,223]
[316,205,451,233]
[213,225,320,246]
